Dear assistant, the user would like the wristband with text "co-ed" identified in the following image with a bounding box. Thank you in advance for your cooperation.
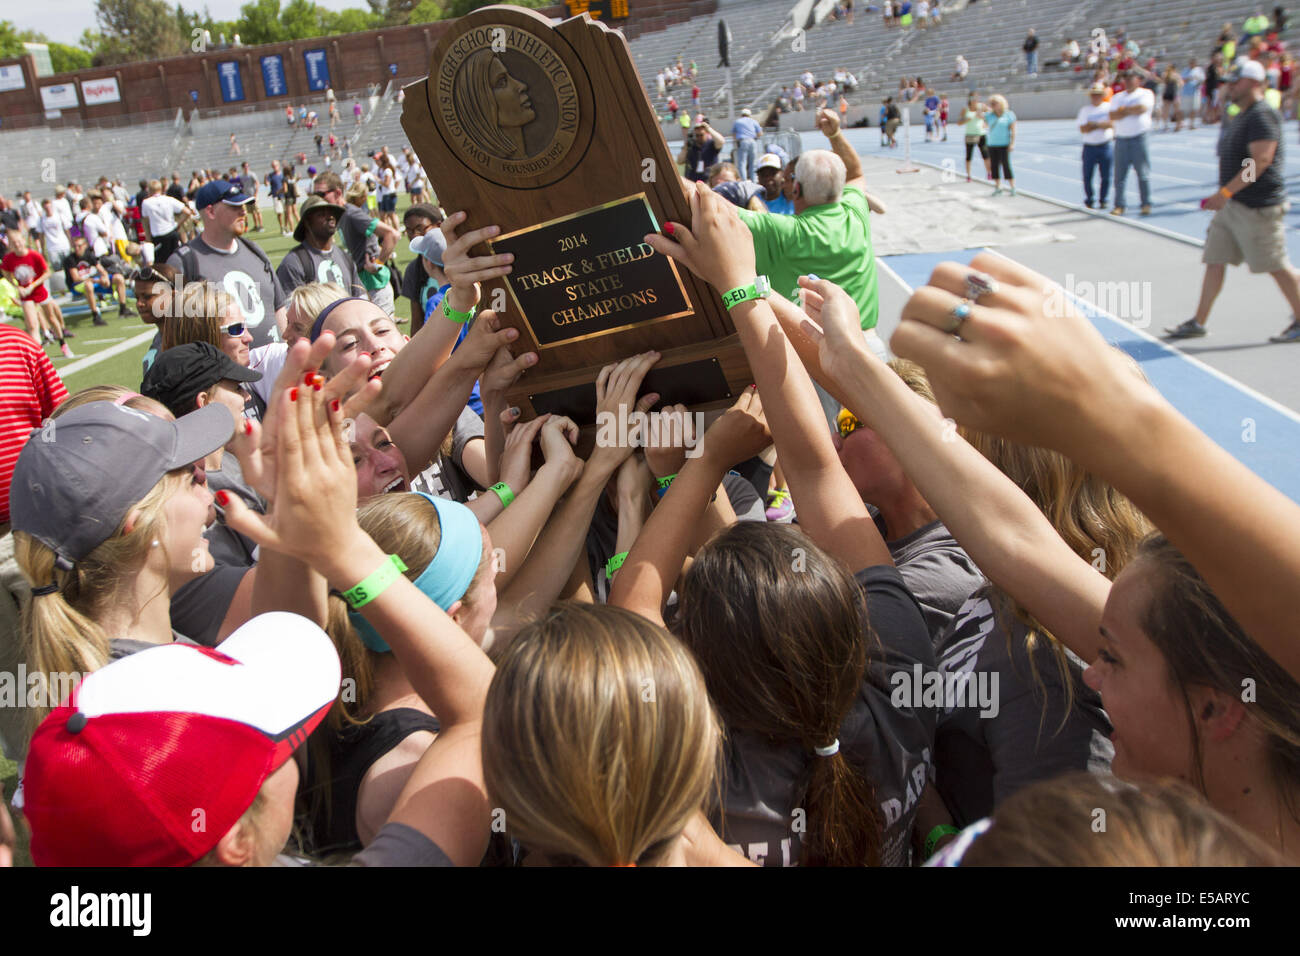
[606,551,629,580]
[490,482,515,509]
[343,554,409,610]
[655,473,678,498]
[720,276,772,311]
[442,299,476,324]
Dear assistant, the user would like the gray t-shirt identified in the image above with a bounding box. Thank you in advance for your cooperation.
[167,235,287,349]
[410,406,485,502]
[168,564,251,648]
[339,204,381,274]
[351,822,454,866]
[716,565,937,867]
[932,586,1114,827]
[108,633,198,661]
[275,242,365,298]
[207,452,263,513]
[884,518,986,648]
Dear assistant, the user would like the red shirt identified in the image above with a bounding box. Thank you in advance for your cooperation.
[0,324,68,523]
[2,249,50,303]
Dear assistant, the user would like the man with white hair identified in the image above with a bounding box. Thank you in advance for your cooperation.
[737,109,881,338]
[1166,58,1300,343]
[736,108,886,424]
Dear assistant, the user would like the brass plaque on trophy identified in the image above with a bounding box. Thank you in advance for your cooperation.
[401,3,751,421]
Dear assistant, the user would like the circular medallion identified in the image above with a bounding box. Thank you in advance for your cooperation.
[431,22,593,188]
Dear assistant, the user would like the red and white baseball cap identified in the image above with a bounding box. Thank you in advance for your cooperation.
[23,612,340,867]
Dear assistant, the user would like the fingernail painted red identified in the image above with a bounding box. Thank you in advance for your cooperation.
[244,421,253,435]
[331,399,341,412]
[663,222,675,236]
[215,490,230,506]
[289,388,299,401]
[304,372,315,385]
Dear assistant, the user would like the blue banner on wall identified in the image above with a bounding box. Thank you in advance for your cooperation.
[304,49,330,91]
[218,61,245,103]
[261,54,287,98]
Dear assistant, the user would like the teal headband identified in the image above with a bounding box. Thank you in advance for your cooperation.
[349,492,486,653]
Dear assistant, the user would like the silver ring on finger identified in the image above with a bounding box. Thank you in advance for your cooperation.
[965,270,999,302]
[945,299,973,336]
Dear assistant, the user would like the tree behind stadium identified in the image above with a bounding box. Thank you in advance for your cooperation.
[91,0,185,65]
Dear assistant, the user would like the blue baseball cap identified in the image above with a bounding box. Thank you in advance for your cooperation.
[195,180,253,210]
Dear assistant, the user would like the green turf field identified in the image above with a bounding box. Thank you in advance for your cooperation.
[4,196,417,397]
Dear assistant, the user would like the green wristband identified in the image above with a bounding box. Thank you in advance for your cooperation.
[606,551,629,579]
[925,824,961,859]
[654,473,677,498]
[442,299,476,323]
[490,482,515,509]
[342,554,409,610]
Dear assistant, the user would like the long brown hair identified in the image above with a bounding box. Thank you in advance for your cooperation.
[1134,534,1300,822]
[962,427,1151,727]
[483,603,719,866]
[676,521,883,866]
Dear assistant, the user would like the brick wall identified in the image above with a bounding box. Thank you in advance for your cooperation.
[0,0,717,130]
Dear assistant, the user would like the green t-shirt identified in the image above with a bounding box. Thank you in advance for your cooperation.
[736,185,879,330]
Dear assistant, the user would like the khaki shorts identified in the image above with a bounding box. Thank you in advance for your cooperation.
[273,198,285,214]
[1203,200,1291,273]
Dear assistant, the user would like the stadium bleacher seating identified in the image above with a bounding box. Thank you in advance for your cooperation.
[0,0,1278,200]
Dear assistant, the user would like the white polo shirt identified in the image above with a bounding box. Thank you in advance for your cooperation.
[1077,102,1114,145]
[1109,87,1154,138]
[142,194,189,239]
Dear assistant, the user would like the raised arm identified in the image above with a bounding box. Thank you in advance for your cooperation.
[386,311,527,475]
[773,278,1109,662]
[493,352,660,638]
[222,341,496,867]
[484,414,583,596]
[609,390,771,625]
[890,251,1300,683]
[646,182,892,571]
[816,108,865,189]
[364,211,516,427]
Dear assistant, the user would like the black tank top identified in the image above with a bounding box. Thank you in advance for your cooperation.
[306,707,441,855]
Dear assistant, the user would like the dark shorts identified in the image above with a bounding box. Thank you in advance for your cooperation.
[379,194,398,213]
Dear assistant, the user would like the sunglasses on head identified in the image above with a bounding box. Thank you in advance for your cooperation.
[223,323,245,337]
[836,409,863,440]
[129,266,162,282]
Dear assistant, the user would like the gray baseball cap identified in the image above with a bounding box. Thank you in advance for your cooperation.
[410,229,447,267]
[10,402,234,567]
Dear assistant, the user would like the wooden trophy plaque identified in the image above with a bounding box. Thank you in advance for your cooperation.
[400,3,751,424]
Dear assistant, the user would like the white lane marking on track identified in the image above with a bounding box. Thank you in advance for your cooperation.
[978,246,1300,424]
[56,329,157,377]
